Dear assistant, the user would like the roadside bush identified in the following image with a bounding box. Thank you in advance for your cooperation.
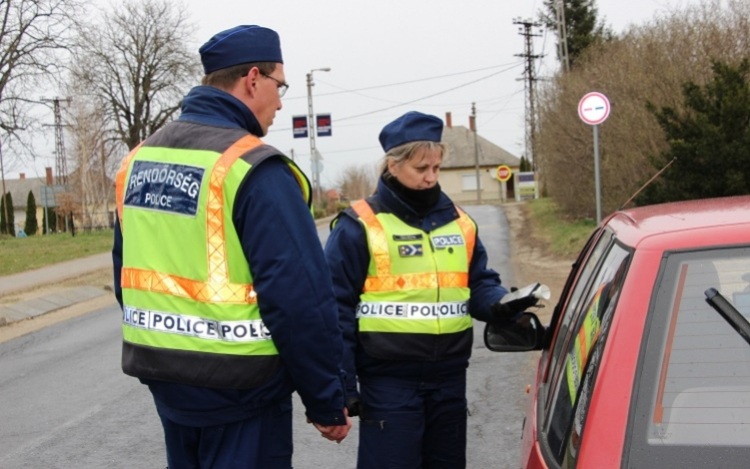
[42,207,57,234]
[0,192,15,236]
[25,190,38,235]
[335,202,349,213]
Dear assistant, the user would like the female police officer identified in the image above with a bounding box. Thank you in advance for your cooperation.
[324,111,537,468]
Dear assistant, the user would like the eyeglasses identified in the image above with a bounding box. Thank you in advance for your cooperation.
[261,73,289,98]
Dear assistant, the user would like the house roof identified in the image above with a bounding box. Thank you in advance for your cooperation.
[2,169,115,209]
[441,126,520,169]
[2,177,48,208]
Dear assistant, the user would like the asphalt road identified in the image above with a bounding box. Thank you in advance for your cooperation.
[0,204,539,468]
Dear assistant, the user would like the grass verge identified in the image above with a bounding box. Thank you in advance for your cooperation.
[525,198,597,259]
[0,230,113,276]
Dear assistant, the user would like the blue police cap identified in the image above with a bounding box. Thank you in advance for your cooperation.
[199,25,283,75]
[379,112,443,153]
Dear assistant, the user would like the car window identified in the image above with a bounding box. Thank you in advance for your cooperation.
[544,242,630,466]
[627,247,750,468]
[544,229,613,411]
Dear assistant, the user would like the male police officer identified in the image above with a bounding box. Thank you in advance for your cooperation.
[112,25,350,468]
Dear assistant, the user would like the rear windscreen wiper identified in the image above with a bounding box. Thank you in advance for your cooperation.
[704,288,750,347]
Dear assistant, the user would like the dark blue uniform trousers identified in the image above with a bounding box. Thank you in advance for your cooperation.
[357,377,467,469]
[158,397,293,469]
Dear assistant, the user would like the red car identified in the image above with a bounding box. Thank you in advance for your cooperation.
[486,196,750,469]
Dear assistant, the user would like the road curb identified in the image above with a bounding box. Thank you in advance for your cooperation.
[0,286,109,328]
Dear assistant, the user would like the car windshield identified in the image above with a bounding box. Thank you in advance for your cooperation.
[629,246,750,466]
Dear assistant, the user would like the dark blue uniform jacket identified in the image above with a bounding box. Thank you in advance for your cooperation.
[324,178,509,398]
[113,86,346,427]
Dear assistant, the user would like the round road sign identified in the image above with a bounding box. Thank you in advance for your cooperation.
[578,92,611,126]
[495,165,512,182]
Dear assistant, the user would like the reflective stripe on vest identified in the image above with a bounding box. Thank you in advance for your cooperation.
[116,135,263,304]
[351,199,476,292]
[351,199,474,339]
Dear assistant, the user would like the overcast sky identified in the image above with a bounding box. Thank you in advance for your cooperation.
[14,0,702,186]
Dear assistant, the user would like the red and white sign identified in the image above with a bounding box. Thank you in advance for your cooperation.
[578,92,611,126]
[495,165,512,182]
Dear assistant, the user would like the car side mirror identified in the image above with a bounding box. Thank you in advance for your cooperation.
[484,312,545,352]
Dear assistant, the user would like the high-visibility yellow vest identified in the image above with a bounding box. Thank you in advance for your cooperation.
[115,134,311,389]
[565,284,605,402]
[350,199,476,360]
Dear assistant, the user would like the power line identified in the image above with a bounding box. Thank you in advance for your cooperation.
[294,145,381,158]
[268,63,522,133]
[283,62,521,101]
[335,63,522,122]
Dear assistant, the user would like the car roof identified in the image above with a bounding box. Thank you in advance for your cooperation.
[605,195,750,249]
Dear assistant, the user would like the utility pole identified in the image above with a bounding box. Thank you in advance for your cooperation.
[289,148,295,162]
[306,68,330,205]
[42,96,71,233]
[555,0,571,72]
[42,97,71,185]
[514,19,544,172]
[0,143,8,235]
[101,140,108,224]
[470,102,481,204]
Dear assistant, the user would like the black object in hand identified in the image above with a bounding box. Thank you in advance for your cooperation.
[346,397,362,417]
[491,295,539,321]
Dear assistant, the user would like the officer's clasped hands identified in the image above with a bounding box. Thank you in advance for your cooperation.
[308,409,353,444]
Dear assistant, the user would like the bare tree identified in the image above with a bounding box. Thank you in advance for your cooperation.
[71,0,200,150]
[64,90,121,229]
[0,0,81,230]
[337,163,379,202]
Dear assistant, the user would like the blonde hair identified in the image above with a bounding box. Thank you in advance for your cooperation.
[380,141,447,177]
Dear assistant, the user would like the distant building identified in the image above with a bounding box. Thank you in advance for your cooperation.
[2,166,115,235]
[1,169,53,235]
[440,112,520,203]
[325,189,341,203]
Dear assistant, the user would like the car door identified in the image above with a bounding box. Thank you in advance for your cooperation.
[531,227,631,468]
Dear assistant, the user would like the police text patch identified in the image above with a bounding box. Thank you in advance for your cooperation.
[398,244,423,257]
[123,306,271,343]
[356,301,469,319]
[431,234,465,249]
[124,161,205,216]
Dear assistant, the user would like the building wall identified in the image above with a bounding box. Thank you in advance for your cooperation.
[12,203,114,235]
[440,167,516,203]
[13,206,56,235]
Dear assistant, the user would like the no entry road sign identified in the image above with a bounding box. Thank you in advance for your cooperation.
[578,92,611,126]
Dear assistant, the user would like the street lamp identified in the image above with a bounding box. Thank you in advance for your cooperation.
[306,67,330,205]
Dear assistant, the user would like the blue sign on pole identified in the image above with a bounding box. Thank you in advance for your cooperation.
[292,116,308,138]
[316,114,332,137]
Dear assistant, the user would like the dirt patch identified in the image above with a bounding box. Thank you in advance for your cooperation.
[504,203,574,323]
